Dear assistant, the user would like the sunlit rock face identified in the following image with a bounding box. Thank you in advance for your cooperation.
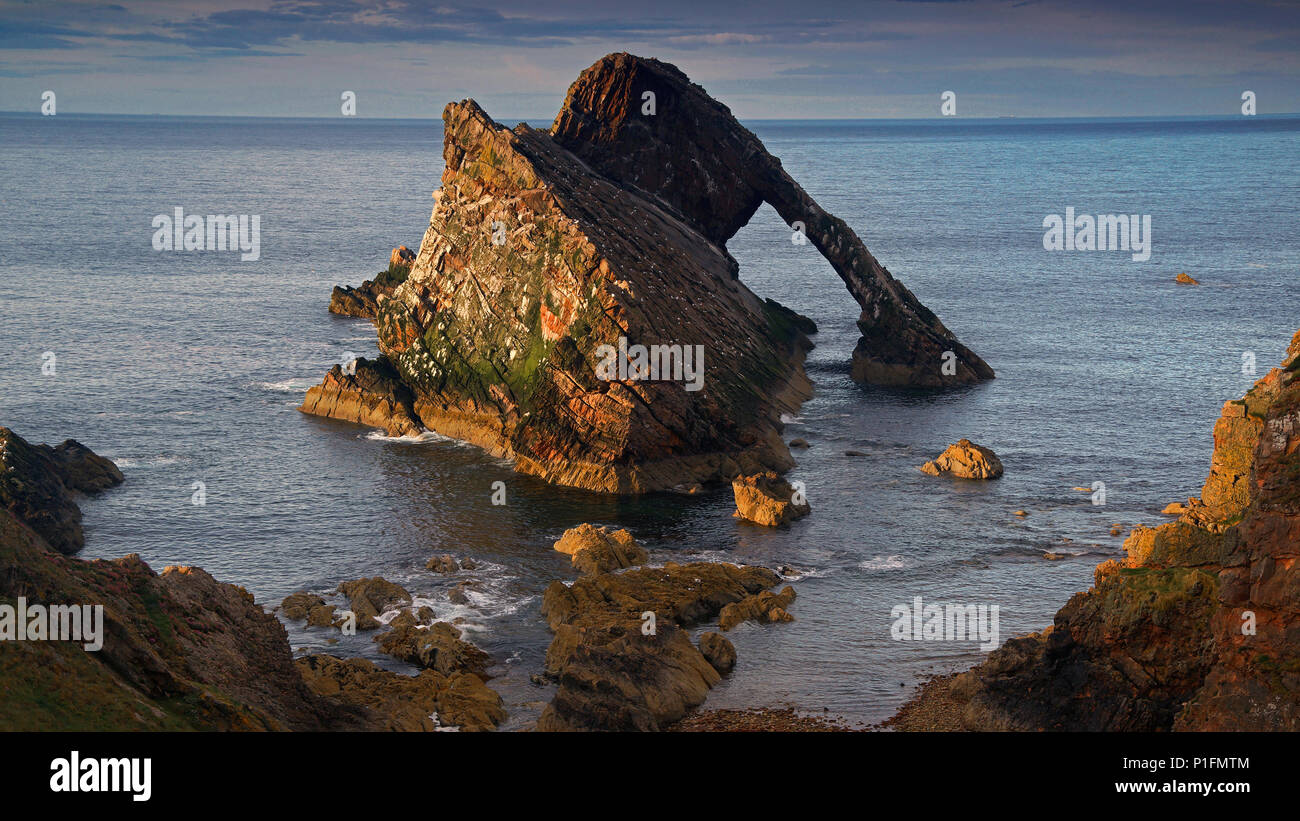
[948,330,1300,731]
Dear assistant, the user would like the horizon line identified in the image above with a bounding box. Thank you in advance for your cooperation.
[4,110,1299,122]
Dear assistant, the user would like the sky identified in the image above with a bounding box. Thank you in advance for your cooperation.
[1,0,1298,119]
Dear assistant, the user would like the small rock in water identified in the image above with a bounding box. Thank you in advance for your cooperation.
[698,632,737,675]
[448,580,477,605]
[1013,510,1029,517]
[920,439,1003,480]
[731,472,811,527]
[1175,272,1200,285]
[789,438,810,449]
[553,523,648,574]
[426,554,460,573]
[845,450,866,457]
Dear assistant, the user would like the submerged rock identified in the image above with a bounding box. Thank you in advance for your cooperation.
[731,471,810,527]
[920,439,1004,480]
[553,523,648,574]
[426,554,460,573]
[0,427,123,555]
[375,611,491,678]
[930,329,1300,731]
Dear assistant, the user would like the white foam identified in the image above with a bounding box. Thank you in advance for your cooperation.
[859,555,915,572]
[363,429,444,444]
[258,377,318,393]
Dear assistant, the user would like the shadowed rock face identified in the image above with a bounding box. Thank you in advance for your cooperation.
[309,52,989,493]
[0,427,123,555]
[944,330,1300,731]
[550,53,994,387]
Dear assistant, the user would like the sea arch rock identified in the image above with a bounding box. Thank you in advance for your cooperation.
[550,53,994,387]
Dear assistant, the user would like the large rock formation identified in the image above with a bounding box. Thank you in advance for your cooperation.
[328,251,413,318]
[925,330,1300,731]
[550,53,993,388]
[304,53,989,493]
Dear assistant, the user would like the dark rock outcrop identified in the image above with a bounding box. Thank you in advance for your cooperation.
[305,53,988,493]
[0,427,123,555]
[550,52,992,388]
[328,251,413,318]
[928,330,1300,731]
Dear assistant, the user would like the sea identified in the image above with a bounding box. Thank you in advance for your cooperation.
[2,111,1296,729]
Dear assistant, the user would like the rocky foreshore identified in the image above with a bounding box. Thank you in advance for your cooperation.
[301,52,990,494]
[891,329,1300,731]
[0,427,504,731]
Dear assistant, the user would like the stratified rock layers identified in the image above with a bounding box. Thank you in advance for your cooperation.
[302,53,989,494]
[374,93,810,493]
[945,330,1300,731]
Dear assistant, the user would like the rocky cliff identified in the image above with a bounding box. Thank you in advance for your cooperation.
[925,330,1300,730]
[0,429,501,731]
[304,53,990,493]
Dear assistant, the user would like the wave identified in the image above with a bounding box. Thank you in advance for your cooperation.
[362,430,447,444]
[257,377,317,393]
[858,555,915,572]
[102,454,183,469]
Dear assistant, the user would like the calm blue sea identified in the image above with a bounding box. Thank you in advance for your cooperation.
[1,112,1296,728]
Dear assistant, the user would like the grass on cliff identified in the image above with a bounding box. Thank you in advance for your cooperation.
[374,262,411,288]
